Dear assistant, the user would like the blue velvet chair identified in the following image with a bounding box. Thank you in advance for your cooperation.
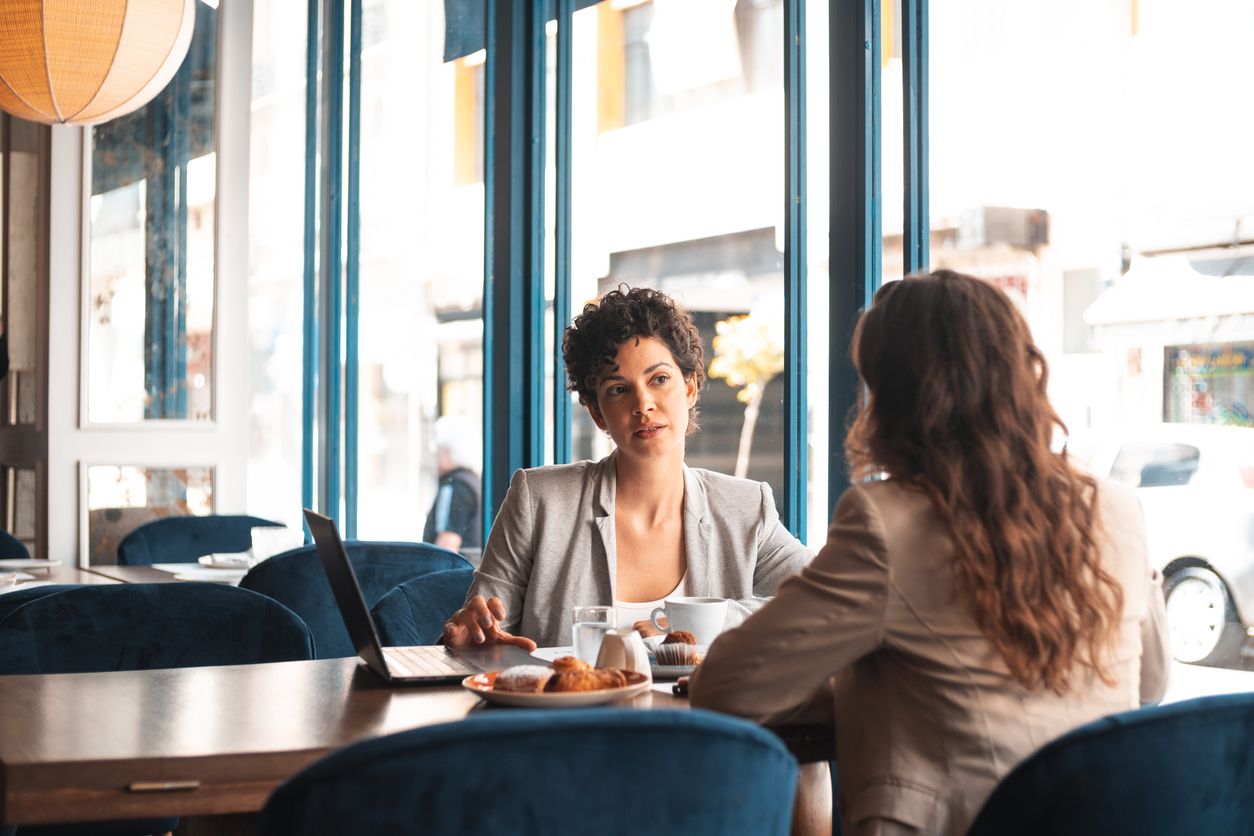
[240,541,470,659]
[369,567,474,646]
[258,709,799,836]
[115,514,283,565]
[0,583,313,836]
[0,528,28,558]
[967,693,1254,836]
[0,583,68,625]
[0,582,313,673]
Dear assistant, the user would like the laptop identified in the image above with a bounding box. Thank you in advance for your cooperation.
[303,508,536,683]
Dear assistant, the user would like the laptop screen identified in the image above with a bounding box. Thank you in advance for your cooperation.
[302,509,393,679]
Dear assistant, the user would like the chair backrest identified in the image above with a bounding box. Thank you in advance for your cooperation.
[967,693,1254,836]
[115,514,283,565]
[0,583,70,625]
[239,541,470,659]
[369,567,474,646]
[259,708,798,836]
[0,528,29,559]
[0,583,313,674]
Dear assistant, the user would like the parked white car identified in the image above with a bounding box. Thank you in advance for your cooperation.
[1075,424,1254,667]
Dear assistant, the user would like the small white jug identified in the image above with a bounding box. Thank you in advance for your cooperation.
[595,629,653,682]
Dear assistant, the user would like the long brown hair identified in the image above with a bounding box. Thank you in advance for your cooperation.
[845,270,1123,693]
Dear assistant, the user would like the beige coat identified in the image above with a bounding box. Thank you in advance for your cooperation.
[467,451,813,647]
[690,478,1169,836]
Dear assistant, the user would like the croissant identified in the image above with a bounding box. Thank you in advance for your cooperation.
[544,668,628,692]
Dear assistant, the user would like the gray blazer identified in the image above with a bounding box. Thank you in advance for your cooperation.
[466,452,813,647]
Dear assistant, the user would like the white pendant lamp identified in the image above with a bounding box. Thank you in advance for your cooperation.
[0,0,195,126]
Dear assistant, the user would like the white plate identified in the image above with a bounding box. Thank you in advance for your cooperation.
[463,670,652,707]
[0,570,34,588]
[0,580,56,595]
[198,553,253,569]
[171,567,248,584]
[530,646,575,663]
[0,558,61,571]
[650,662,698,679]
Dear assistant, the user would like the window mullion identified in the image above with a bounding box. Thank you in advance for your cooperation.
[553,0,574,466]
[300,0,321,526]
[484,0,548,524]
[344,0,362,538]
[902,0,929,275]
[784,0,808,539]
[317,0,346,525]
[829,0,882,508]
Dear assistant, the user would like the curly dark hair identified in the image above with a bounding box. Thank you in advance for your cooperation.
[562,285,706,432]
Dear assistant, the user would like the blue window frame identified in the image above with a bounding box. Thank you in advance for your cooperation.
[299,0,927,535]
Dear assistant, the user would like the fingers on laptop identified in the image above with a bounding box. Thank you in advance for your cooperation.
[491,628,537,652]
[443,597,538,651]
[446,596,513,645]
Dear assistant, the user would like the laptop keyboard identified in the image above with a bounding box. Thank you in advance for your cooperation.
[384,646,474,678]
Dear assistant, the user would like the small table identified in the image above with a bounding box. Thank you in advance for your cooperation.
[1,564,121,592]
[84,564,185,584]
[0,658,673,830]
[0,657,832,833]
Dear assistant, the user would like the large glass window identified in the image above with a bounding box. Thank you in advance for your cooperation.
[250,2,487,545]
[355,3,485,544]
[248,0,309,530]
[804,0,831,544]
[563,0,789,511]
[87,2,217,423]
[929,0,1254,681]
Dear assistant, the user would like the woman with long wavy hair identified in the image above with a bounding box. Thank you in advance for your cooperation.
[691,270,1169,836]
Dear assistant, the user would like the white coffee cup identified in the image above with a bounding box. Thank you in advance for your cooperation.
[649,597,729,645]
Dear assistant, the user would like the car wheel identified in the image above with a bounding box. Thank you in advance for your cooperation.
[1163,566,1245,666]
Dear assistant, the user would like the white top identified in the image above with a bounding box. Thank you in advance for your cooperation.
[613,572,687,631]
[467,453,813,646]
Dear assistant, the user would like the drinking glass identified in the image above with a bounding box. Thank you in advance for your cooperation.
[572,605,616,664]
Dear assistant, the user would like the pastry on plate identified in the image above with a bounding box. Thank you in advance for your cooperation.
[544,668,628,693]
[663,630,698,646]
[494,664,554,692]
[551,655,592,673]
[654,641,702,667]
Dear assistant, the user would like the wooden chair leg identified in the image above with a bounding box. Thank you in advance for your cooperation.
[791,760,834,836]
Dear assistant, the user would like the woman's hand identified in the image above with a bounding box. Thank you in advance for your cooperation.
[631,618,665,638]
[443,595,537,651]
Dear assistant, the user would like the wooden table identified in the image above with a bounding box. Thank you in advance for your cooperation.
[0,656,834,832]
[1,564,121,592]
[0,657,695,830]
[83,564,184,584]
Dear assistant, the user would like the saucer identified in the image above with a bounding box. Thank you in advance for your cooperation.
[170,566,248,584]
[198,553,253,569]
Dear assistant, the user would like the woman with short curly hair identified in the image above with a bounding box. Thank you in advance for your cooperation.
[443,285,810,650]
[561,285,707,433]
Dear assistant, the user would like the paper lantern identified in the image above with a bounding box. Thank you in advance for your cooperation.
[0,0,195,126]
